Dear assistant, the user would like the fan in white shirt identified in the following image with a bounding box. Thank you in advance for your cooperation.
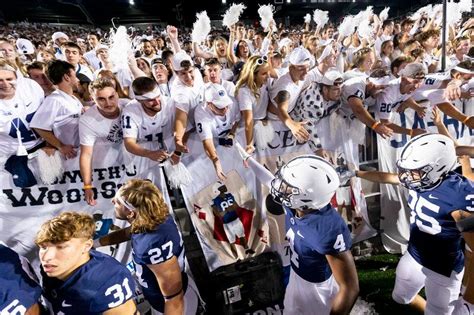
[234,55,272,154]
[30,60,83,159]
[195,83,240,181]
[170,51,205,154]
[79,79,128,206]
[374,63,428,138]
[0,60,44,157]
[269,47,314,143]
[63,42,94,82]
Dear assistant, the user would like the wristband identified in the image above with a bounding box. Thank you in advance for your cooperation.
[211,156,219,163]
[371,121,381,130]
[462,116,470,124]
[173,151,182,157]
[164,287,183,300]
[83,185,94,190]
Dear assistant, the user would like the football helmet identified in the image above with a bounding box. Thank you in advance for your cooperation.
[397,133,457,191]
[270,155,340,210]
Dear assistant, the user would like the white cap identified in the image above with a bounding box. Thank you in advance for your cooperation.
[278,38,292,50]
[288,46,313,66]
[95,44,108,52]
[321,68,343,85]
[205,83,233,109]
[52,32,69,42]
[399,62,428,79]
[16,38,35,55]
[171,51,193,72]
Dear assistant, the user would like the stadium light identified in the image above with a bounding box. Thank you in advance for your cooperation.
[129,0,135,5]
[222,0,226,3]
[286,0,291,3]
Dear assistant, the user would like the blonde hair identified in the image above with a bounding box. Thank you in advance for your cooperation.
[35,212,95,245]
[351,47,373,70]
[235,55,268,100]
[120,179,169,234]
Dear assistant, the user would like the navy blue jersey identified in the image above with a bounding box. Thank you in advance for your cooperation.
[42,250,135,315]
[212,193,238,223]
[407,173,474,277]
[0,244,42,315]
[284,204,352,283]
[131,216,187,313]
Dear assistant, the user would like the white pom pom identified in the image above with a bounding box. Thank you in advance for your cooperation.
[350,298,377,315]
[191,11,211,44]
[313,9,329,28]
[258,4,275,31]
[254,121,275,150]
[162,160,193,189]
[338,15,355,40]
[379,7,390,22]
[459,0,472,13]
[37,149,64,185]
[222,3,247,29]
[304,13,311,24]
[447,2,463,27]
[411,4,432,20]
[357,19,373,40]
[108,26,132,70]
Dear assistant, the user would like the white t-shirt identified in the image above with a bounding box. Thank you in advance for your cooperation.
[171,76,205,127]
[79,99,129,146]
[0,78,44,156]
[375,78,412,120]
[268,71,307,119]
[412,71,450,106]
[235,80,271,120]
[30,89,83,147]
[84,50,101,71]
[194,103,240,141]
[121,97,175,150]
[75,63,94,81]
[340,76,367,118]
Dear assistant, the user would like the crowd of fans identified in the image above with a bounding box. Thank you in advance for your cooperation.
[1,4,474,314]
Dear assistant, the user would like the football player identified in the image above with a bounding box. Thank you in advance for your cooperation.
[95,179,199,314]
[36,212,137,315]
[235,145,359,314]
[0,243,42,315]
[352,133,474,314]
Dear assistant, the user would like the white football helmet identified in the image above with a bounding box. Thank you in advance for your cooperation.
[270,155,340,210]
[397,133,457,191]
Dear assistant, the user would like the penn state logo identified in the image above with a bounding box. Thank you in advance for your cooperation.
[218,90,225,97]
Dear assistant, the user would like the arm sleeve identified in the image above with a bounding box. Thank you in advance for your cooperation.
[121,108,140,139]
[316,215,352,255]
[29,98,58,131]
[79,115,96,146]
[236,88,254,112]
[376,91,394,120]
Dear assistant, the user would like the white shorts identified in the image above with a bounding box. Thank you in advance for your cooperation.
[284,269,339,315]
[150,276,200,315]
[223,219,245,244]
[392,251,464,315]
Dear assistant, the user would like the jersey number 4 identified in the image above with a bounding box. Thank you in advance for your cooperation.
[408,190,441,235]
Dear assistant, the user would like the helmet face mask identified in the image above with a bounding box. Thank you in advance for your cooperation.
[397,164,438,191]
[270,173,301,208]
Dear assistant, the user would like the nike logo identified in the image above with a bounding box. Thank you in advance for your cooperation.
[428,194,439,200]
[62,301,72,307]
[297,230,304,238]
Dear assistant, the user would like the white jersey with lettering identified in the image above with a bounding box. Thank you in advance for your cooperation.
[0,78,44,156]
